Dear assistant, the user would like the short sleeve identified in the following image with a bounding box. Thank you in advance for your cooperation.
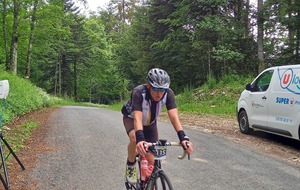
[131,87,143,112]
[165,89,177,110]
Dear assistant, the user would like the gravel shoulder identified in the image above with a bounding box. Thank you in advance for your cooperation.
[159,112,300,166]
[2,107,300,189]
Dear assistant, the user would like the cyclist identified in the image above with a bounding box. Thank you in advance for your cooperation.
[122,68,193,184]
[122,68,193,183]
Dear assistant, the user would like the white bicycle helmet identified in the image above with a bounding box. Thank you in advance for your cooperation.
[147,68,170,88]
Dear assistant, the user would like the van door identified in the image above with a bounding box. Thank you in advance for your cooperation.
[267,67,300,138]
[248,70,274,128]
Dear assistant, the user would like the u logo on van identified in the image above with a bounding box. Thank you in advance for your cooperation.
[279,68,300,94]
[282,74,291,85]
[280,69,293,89]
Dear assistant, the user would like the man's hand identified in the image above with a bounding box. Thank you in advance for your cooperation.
[136,141,148,157]
[181,140,193,154]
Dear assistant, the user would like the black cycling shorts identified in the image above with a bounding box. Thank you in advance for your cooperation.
[123,116,158,143]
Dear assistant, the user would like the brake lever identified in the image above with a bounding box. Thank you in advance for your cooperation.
[186,142,190,160]
[143,142,149,152]
[178,150,187,160]
[178,142,191,160]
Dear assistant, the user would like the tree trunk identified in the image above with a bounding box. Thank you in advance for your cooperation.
[122,0,125,23]
[74,56,77,101]
[294,0,300,59]
[61,54,70,98]
[55,62,58,96]
[59,57,62,97]
[296,12,300,59]
[257,0,264,73]
[10,0,19,74]
[26,0,38,79]
[2,0,10,70]
[208,48,211,76]
[89,79,92,103]
[244,0,250,38]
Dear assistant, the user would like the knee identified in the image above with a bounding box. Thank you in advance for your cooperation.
[128,130,136,144]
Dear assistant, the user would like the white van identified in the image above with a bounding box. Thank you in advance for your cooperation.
[237,64,300,140]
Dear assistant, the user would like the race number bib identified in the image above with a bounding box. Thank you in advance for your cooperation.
[153,146,167,160]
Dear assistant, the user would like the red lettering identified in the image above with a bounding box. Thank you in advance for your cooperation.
[283,74,291,84]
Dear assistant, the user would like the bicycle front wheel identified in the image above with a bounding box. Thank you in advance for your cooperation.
[148,171,173,190]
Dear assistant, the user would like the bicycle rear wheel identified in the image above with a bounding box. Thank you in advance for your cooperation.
[148,171,173,190]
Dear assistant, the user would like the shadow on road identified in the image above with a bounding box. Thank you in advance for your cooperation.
[249,130,300,150]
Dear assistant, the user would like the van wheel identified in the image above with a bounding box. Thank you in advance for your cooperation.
[238,110,251,134]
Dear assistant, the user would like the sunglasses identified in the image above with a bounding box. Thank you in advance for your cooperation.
[152,87,167,92]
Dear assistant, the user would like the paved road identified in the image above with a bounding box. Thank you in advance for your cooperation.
[31,106,300,190]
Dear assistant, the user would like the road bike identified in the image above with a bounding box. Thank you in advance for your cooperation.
[125,139,190,190]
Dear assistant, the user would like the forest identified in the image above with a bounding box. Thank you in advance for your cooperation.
[0,0,299,104]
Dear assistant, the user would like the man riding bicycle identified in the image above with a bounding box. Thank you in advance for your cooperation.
[122,68,193,184]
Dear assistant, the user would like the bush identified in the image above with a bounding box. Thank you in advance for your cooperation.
[0,70,55,125]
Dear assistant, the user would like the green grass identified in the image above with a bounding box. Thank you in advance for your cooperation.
[8,121,38,152]
[0,71,58,123]
[108,74,253,117]
[107,101,123,111]
[175,75,252,116]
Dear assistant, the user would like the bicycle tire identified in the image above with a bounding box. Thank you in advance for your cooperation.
[148,171,173,190]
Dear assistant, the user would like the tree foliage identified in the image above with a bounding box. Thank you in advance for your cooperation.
[0,0,299,103]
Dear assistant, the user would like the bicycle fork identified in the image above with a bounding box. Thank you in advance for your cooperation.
[144,167,161,190]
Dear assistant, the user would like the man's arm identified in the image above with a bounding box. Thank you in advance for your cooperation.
[133,110,143,131]
[167,108,183,132]
[133,110,148,156]
[167,108,193,154]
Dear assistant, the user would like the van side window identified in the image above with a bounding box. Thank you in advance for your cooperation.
[253,70,274,92]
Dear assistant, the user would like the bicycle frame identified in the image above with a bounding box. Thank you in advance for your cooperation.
[125,139,189,190]
[143,159,163,189]
[125,155,165,190]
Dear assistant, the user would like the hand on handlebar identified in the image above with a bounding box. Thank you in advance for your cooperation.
[136,141,148,157]
[181,140,193,155]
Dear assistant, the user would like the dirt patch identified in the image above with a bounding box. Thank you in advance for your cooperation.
[0,107,57,190]
[159,112,300,166]
[1,107,300,190]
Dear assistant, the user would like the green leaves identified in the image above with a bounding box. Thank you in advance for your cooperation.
[0,0,299,104]
[0,70,50,125]
[212,45,244,62]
